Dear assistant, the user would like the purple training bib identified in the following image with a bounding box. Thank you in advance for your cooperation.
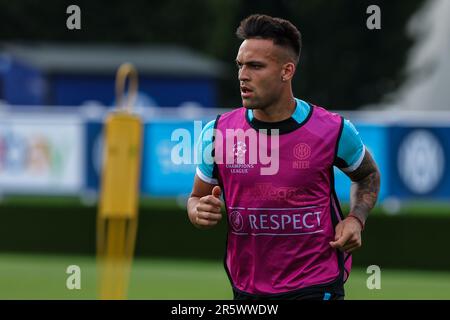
[213,104,351,295]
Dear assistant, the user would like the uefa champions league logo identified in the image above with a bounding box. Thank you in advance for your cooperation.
[229,210,244,232]
[233,141,247,162]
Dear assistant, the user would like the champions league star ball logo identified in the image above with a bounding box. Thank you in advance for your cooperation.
[229,210,244,232]
[233,141,247,161]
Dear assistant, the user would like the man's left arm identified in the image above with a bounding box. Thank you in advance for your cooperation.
[346,149,381,228]
[330,139,381,253]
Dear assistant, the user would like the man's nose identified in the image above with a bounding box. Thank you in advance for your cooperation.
[238,66,250,82]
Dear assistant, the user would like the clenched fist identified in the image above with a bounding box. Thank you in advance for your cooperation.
[192,186,223,229]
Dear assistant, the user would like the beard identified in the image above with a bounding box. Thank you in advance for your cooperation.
[242,95,261,109]
[242,94,276,110]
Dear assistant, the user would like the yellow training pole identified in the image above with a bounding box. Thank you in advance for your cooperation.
[97,63,142,300]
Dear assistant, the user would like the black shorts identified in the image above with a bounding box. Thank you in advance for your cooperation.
[232,281,345,301]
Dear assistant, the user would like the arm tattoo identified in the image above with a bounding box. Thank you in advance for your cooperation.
[345,150,381,224]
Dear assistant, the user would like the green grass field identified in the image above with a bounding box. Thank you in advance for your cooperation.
[0,253,449,300]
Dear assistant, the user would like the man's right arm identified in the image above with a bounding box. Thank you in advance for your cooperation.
[187,119,223,229]
[187,175,223,229]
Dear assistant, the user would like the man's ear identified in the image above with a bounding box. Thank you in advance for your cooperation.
[282,62,296,81]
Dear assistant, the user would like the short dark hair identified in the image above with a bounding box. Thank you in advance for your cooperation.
[236,14,302,64]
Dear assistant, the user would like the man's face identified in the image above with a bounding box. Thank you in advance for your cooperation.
[236,38,287,110]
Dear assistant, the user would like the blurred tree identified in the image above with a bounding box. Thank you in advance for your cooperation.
[0,0,426,109]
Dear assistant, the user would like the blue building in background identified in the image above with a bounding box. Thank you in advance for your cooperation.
[0,43,224,107]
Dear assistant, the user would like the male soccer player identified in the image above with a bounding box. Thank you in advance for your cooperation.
[187,14,380,300]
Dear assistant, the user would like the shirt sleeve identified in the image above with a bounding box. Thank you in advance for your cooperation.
[195,119,218,184]
[335,119,365,173]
